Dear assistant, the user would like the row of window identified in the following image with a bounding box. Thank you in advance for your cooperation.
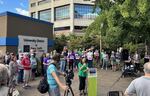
[54,26,87,31]
[74,4,100,19]
[31,0,51,7]
[31,4,100,21]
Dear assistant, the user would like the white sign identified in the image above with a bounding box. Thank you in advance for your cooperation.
[18,35,48,55]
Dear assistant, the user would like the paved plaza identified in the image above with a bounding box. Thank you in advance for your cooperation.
[17,69,134,96]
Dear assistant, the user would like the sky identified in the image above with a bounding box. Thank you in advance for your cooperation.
[0,0,29,16]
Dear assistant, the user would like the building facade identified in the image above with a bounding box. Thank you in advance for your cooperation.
[0,12,54,54]
[29,0,99,35]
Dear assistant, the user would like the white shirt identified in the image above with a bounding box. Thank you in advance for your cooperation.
[86,52,93,60]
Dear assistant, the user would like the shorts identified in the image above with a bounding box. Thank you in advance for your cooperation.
[116,59,120,64]
[24,70,31,82]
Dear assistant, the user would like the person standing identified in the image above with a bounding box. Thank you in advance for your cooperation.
[30,54,37,80]
[21,53,31,88]
[133,51,141,73]
[75,50,81,70]
[110,51,116,71]
[101,52,109,70]
[86,49,93,68]
[100,50,104,67]
[116,49,121,70]
[9,55,18,86]
[43,53,51,77]
[60,55,66,72]
[67,50,76,70]
[124,62,150,96]
[4,52,11,65]
[94,50,100,67]
[17,54,24,83]
[47,54,68,96]
[40,53,46,76]
[78,58,88,95]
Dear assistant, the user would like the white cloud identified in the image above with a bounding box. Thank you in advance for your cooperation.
[0,0,4,5]
[15,8,29,16]
[20,2,25,7]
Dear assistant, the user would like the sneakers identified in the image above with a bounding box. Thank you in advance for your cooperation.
[23,84,31,88]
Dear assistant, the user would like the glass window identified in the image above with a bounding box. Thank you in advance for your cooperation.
[74,26,87,30]
[55,5,70,20]
[54,26,70,31]
[38,0,51,5]
[31,3,36,7]
[31,12,36,18]
[38,9,51,22]
[74,4,100,19]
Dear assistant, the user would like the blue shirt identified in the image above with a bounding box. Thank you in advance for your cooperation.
[47,64,59,88]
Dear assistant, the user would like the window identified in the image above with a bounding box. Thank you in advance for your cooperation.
[31,12,36,18]
[31,3,36,7]
[54,26,70,31]
[74,26,87,30]
[38,9,51,22]
[74,4,100,19]
[38,0,51,5]
[55,5,70,20]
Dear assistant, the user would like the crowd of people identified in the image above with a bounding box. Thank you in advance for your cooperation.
[0,47,150,96]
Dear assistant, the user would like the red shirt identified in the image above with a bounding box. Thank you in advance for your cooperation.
[21,57,31,70]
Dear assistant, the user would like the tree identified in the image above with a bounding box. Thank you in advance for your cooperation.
[53,35,68,53]
[86,0,150,51]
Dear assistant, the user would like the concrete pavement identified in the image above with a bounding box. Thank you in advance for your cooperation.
[17,69,134,96]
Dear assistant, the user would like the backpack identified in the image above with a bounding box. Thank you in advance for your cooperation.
[37,77,49,94]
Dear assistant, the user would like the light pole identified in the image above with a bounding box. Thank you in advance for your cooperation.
[100,23,103,53]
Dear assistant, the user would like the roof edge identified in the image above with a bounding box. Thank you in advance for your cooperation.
[0,11,53,26]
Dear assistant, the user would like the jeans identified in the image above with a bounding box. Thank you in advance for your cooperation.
[60,60,66,72]
[74,59,80,69]
[44,65,48,77]
[18,69,24,83]
[102,59,108,70]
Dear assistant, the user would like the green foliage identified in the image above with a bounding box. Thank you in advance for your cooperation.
[67,34,82,50]
[53,35,68,52]
[86,0,150,50]
[123,43,138,53]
